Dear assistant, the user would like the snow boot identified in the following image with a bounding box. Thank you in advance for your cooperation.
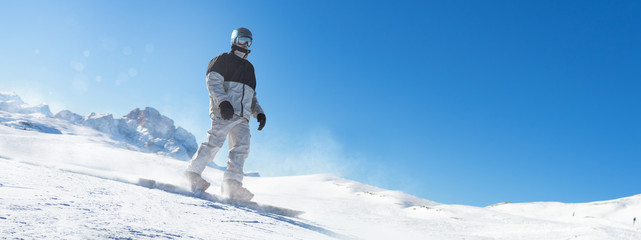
[221,179,254,201]
[184,171,211,193]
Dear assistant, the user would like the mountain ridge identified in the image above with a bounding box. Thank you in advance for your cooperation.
[0,91,197,160]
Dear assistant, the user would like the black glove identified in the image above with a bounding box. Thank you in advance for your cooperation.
[257,113,266,131]
[219,101,234,120]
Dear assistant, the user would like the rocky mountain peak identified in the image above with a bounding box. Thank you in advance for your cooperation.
[0,92,197,160]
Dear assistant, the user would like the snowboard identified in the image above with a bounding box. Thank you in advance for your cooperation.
[137,178,304,217]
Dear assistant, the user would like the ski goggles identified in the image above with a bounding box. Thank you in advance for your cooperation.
[236,37,252,47]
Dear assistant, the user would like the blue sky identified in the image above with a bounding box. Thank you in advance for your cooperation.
[1,0,639,206]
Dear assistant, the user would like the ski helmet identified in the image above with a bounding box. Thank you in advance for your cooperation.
[231,27,253,47]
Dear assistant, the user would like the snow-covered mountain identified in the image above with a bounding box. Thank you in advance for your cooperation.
[1,92,640,239]
[0,92,197,160]
[0,92,53,117]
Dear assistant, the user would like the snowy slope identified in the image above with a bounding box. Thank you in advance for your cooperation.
[1,110,641,239]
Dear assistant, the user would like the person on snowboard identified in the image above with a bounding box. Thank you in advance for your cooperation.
[184,27,266,201]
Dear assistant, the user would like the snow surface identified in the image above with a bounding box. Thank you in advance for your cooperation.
[1,98,641,239]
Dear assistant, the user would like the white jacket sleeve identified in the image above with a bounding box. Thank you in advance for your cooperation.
[206,71,229,106]
[251,93,264,119]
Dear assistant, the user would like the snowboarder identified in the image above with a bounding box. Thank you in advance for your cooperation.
[184,27,266,201]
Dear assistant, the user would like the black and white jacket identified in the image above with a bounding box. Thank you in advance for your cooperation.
[206,46,264,120]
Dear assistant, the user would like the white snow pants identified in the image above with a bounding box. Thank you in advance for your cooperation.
[186,116,251,183]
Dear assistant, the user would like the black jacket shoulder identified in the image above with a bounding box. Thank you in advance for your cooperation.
[206,52,256,90]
